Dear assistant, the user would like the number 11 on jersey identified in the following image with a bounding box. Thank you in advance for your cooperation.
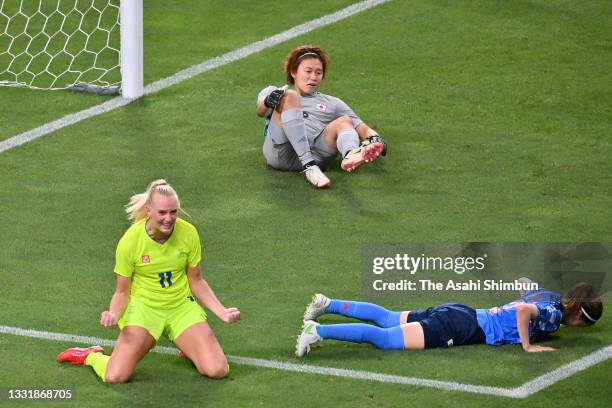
[158,272,173,288]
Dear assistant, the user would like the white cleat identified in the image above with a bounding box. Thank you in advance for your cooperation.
[303,293,331,321]
[296,320,321,357]
[302,164,331,189]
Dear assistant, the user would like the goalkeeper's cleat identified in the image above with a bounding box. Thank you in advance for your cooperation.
[341,141,385,172]
[302,164,331,189]
[56,346,104,365]
[296,320,321,357]
[303,293,331,321]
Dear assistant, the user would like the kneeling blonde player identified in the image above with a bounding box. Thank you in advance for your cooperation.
[296,282,602,356]
[256,45,388,189]
[57,180,240,382]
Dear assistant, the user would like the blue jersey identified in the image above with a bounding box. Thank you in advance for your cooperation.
[476,289,563,346]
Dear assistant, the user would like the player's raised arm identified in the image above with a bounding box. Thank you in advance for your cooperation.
[186,263,240,324]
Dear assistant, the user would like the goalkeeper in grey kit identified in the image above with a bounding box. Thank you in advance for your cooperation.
[256,45,387,188]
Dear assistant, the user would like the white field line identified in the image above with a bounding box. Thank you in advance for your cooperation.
[512,345,612,398]
[1,325,610,399]
[0,0,390,154]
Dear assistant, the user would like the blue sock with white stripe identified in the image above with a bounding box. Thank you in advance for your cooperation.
[316,324,404,350]
[326,300,402,327]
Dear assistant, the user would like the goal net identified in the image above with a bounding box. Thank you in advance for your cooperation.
[0,0,124,93]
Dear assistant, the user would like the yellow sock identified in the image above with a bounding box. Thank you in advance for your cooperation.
[85,352,110,382]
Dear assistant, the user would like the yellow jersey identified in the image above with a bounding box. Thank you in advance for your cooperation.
[114,218,201,309]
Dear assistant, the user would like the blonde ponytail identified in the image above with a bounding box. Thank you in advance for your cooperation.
[125,179,182,222]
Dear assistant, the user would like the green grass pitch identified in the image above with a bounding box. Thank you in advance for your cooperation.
[0,1,611,407]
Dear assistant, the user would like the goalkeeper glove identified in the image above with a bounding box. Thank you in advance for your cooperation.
[367,135,388,156]
[264,88,285,109]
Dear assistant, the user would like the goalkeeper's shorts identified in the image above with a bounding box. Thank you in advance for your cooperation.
[407,303,486,349]
[119,296,207,342]
[263,120,336,171]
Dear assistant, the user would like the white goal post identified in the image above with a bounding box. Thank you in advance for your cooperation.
[119,0,142,98]
[0,0,143,98]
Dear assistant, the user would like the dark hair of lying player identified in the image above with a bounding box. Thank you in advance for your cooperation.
[561,282,603,326]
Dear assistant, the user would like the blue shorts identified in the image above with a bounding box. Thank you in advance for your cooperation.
[407,303,485,349]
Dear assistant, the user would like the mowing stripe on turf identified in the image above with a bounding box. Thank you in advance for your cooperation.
[0,0,390,154]
[1,325,610,398]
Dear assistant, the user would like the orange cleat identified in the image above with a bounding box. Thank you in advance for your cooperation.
[56,346,104,365]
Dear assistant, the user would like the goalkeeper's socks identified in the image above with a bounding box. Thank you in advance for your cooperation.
[85,352,110,382]
[281,109,315,166]
[317,324,404,350]
[326,299,402,328]
[336,128,360,158]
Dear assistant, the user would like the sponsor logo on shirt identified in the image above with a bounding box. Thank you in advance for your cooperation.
[142,255,150,264]
[316,104,327,111]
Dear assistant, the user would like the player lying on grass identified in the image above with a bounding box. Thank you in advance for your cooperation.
[256,44,388,189]
[296,282,602,356]
[57,179,240,382]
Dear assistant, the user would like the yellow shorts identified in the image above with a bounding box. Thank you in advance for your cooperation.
[118,296,207,342]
